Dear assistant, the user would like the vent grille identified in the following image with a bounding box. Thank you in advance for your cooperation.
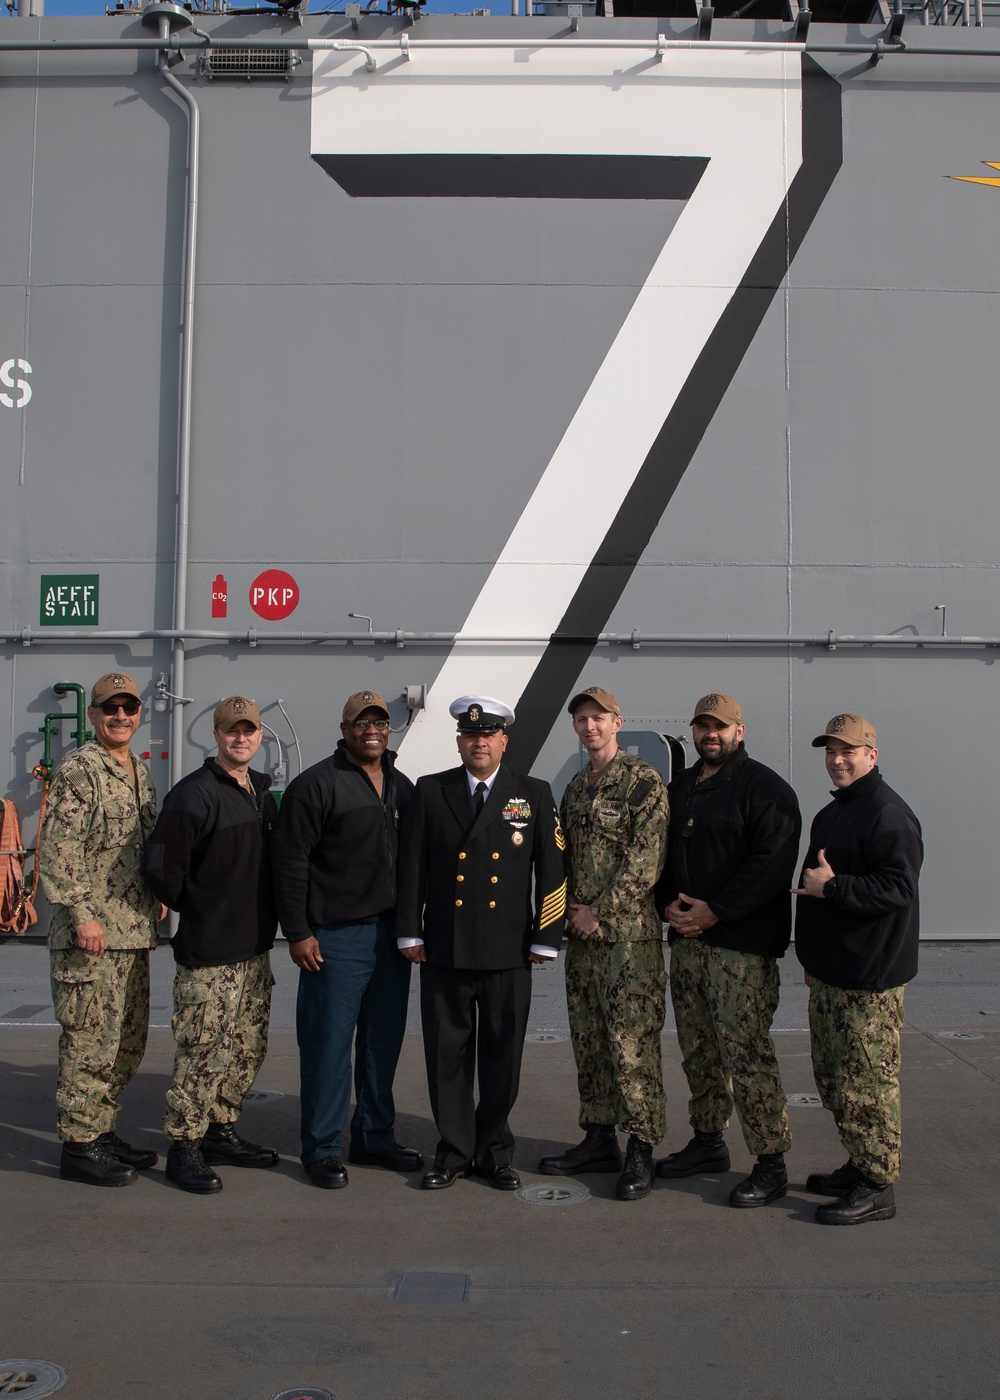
[202,47,291,79]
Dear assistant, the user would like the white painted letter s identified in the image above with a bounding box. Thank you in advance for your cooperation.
[1,358,32,408]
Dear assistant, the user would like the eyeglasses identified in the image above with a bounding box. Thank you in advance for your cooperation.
[99,699,140,716]
[348,718,389,732]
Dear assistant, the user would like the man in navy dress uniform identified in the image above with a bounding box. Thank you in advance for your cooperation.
[396,695,567,1191]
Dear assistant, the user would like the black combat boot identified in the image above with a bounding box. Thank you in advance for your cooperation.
[166,1141,224,1194]
[729,1152,788,1208]
[815,1177,896,1226]
[614,1135,654,1201]
[98,1131,158,1171]
[806,1160,863,1197]
[60,1139,138,1187]
[538,1127,622,1176]
[655,1130,730,1179]
[201,1122,279,1168]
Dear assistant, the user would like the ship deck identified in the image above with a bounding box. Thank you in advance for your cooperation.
[2,940,998,1400]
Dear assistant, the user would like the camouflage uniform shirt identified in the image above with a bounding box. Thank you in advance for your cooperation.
[40,740,159,950]
[560,750,669,943]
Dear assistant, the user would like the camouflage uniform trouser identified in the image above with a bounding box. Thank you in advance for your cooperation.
[164,952,274,1141]
[670,938,790,1156]
[808,978,904,1186]
[564,935,666,1145]
[50,945,150,1143]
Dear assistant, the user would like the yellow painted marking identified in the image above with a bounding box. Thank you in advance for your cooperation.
[951,161,1000,187]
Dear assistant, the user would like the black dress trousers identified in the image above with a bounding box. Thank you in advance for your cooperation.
[419,960,532,1172]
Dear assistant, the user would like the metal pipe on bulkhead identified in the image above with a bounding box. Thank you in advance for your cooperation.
[154,10,201,792]
[4,628,1000,649]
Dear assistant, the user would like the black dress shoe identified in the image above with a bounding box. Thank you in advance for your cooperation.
[348,1144,424,1172]
[615,1136,654,1201]
[421,1163,468,1190]
[806,1160,863,1196]
[729,1154,788,1208]
[165,1141,223,1195]
[98,1131,158,1171]
[304,1157,349,1189]
[474,1163,521,1191]
[655,1130,730,1179]
[815,1179,896,1226]
[60,1140,138,1188]
[201,1122,279,1168]
[538,1127,622,1176]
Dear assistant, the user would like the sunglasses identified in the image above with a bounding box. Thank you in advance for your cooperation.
[348,718,389,732]
[99,699,141,716]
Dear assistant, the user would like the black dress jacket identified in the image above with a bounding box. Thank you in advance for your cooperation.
[396,763,567,970]
[795,767,922,991]
[655,743,802,959]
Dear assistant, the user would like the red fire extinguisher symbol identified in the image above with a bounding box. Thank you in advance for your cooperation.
[211,573,228,619]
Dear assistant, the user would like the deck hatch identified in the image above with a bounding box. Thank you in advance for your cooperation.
[0,1005,47,1022]
[394,1272,470,1304]
[201,47,292,80]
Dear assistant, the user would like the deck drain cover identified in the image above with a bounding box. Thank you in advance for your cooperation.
[525,1030,568,1044]
[517,1181,590,1205]
[394,1272,469,1304]
[786,1093,822,1107]
[0,1360,68,1398]
[242,1089,284,1103]
[270,1390,335,1400]
[937,1031,983,1040]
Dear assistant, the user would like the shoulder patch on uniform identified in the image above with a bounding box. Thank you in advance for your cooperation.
[628,776,655,808]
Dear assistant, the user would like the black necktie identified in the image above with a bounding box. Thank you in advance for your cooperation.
[473,781,487,815]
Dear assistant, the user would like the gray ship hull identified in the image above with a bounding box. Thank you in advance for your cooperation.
[2,13,999,935]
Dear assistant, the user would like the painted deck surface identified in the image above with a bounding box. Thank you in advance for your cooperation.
[1,940,997,1400]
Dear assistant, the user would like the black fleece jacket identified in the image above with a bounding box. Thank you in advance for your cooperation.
[655,744,802,958]
[794,767,922,990]
[142,758,278,968]
[270,742,414,941]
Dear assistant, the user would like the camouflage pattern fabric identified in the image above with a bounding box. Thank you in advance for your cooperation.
[164,953,275,1141]
[808,978,904,1185]
[670,937,790,1155]
[39,740,159,951]
[50,945,150,1142]
[564,934,667,1144]
[560,751,669,944]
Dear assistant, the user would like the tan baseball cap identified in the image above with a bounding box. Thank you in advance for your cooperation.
[343,690,390,724]
[811,712,876,749]
[91,671,142,706]
[691,693,743,727]
[567,686,621,718]
[214,695,262,732]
